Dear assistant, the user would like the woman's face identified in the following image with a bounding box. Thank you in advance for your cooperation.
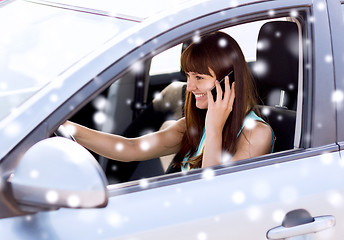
[186,68,217,109]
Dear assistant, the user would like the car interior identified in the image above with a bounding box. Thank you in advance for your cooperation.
[69,17,301,184]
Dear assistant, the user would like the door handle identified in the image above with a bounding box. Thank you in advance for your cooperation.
[267,215,335,239]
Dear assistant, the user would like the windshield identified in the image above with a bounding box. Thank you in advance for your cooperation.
[0,0,136,121]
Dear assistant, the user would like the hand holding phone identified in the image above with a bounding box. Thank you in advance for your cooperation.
[211,70,235,101]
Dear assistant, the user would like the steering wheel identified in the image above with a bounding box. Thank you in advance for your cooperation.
[54,125,76,142]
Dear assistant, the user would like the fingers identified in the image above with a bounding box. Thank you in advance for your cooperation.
[215,80,222,102]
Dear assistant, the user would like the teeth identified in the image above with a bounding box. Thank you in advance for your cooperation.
[195,93,205,98]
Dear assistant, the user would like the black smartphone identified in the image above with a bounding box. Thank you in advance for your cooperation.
[211,70,235,101]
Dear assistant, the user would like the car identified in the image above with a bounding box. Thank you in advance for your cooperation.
[1,0,344,239]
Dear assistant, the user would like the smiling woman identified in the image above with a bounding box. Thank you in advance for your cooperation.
[64,31,274,173]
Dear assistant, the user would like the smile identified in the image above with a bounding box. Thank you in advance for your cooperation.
[194,93,206,99]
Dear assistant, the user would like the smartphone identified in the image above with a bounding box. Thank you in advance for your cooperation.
[211,70,235,101]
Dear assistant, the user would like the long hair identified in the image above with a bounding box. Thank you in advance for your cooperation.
[174,31,259,169]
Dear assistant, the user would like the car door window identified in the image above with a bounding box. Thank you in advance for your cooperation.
[83,15,303,184]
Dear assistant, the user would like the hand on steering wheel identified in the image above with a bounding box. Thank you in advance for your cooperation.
[54,125,76,142]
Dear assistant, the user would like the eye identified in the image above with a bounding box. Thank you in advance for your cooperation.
[196,75,203,80]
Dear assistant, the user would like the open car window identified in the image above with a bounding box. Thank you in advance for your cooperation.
[65,14,303,185]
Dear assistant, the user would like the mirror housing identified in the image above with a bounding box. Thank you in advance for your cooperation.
[8,137,108,212]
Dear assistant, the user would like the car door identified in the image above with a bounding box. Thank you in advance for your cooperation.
[99,0,342,239]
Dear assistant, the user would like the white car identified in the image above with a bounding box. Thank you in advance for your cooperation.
[1,0,344,239]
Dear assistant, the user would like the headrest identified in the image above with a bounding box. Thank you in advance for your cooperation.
[254,21,299,108]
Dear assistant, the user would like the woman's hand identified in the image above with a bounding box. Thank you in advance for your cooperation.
[205,76,236,135]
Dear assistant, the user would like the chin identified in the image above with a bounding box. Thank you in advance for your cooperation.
[195,102,208,109]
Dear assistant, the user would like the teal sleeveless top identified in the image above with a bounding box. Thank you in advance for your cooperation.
[181,111,275,171]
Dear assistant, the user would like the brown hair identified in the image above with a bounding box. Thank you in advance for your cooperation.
[174,31,259,169]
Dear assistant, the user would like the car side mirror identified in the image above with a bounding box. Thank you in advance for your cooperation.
[8,137,108,212]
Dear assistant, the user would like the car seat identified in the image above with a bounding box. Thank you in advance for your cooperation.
[252,21,299,152]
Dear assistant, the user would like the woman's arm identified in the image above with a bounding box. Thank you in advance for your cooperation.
[63,118,186,162]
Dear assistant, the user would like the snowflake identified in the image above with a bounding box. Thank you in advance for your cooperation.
[93,111,107,125]
[30,169,39,179]
[197,232,208,240]
[45,190,59,204]
[67,194,80,208]
[201,168,215,180]
[218,38,227,48]
[232,191,246,204]
[139,178,149,189]
[93,96,108,110]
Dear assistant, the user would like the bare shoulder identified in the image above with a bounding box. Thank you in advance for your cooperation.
[240,121,272,145]
[234,121,273,160]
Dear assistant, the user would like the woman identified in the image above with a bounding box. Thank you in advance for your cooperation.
[64,31,274,171]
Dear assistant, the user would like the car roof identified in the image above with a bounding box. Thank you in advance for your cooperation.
[25,0,208,21]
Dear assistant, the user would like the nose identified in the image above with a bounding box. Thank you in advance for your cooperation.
[186,77,197,92]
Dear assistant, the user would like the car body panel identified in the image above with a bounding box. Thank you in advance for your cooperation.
[0,146,343,239]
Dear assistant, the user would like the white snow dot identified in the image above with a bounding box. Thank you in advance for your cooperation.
[131,61,144,73]
[273,209,285,223]
[115,143,124,151]
[321,153,333,165]
[0,82,8,90]
[163,201,171,208]
[218,38,227,48]
[277,115,283,121]
[328,191,343,207]
[197,232,208,240]
[107,213,123,228]
[67,195,80,208]
[93,96,108,110]
[317,2,326,11]
[221,151,232,165]
[50,94,58,103]
[288,84,295,90]
[46,190,59,204]
[165,102,171,108]
[135,38,144,46]
[30,169,39,179]
[93,111,107,125]
[139,178,149,188]
[244,118,256,130]
[202,168,215,180]
[193,32,201,43]
[268,9,275,16]
[290,9,298,17]
[257,41,265,50]
[325,55,333,63]
[232,191,246,204]
[153,92,163,101]
[261,107,270,116]
[332,90,344,104]
[275,31,281,38]
[137,81,144,88]
[140,141,150,151]
[247,206,262,221]
[252,61,268,76]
